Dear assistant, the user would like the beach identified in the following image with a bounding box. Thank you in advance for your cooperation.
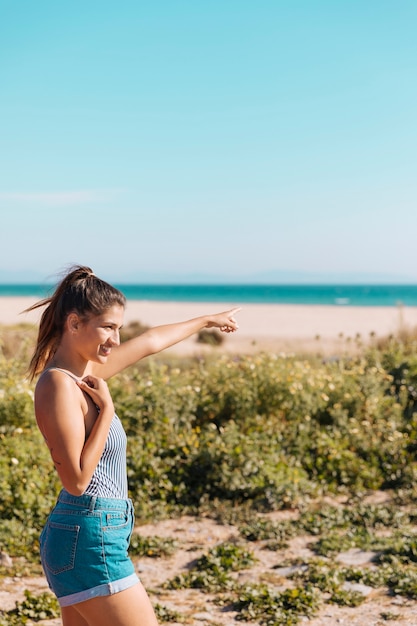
[2,296,417,355]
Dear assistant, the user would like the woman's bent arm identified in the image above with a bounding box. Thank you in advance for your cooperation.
[35,371,114,495]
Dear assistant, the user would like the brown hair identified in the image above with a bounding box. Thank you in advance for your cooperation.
[26,265,126,379]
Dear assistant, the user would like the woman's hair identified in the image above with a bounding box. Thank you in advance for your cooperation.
[26,265,126,379]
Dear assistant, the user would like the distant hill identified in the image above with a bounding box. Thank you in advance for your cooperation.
[0,268,415,285]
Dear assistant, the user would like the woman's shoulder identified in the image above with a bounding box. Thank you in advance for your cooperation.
[35,367,82,404]
[37,366,77,385]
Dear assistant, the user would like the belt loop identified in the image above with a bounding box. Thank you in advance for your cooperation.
[89,496,97,511]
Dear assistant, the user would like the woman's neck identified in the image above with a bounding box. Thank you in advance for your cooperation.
[48,350,88,379]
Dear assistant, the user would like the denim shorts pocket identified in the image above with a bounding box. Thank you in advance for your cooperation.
[104,512,129,530]
[42,521,80,575]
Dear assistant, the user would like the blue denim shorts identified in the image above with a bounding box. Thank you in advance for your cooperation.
[40,490,139,607]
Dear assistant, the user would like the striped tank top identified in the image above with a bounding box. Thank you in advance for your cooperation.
[42,368,128,499]
[84,413,128,499]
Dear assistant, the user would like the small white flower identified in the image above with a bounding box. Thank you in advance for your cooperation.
[11,458,19,465]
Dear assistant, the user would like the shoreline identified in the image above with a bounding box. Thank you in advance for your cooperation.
[1,296,416,356]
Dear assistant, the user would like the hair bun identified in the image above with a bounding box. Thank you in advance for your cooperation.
[76,266,95,280]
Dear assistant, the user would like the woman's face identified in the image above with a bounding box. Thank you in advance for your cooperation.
[74,304,125,363]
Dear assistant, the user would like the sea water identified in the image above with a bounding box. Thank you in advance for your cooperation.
[1,284,417,306]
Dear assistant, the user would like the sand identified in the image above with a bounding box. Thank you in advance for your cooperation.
[2,296,417,356]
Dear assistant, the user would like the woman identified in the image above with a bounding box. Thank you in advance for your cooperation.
[27,265,240,626]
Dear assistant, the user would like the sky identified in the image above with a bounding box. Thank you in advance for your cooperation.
[1,0,417,284]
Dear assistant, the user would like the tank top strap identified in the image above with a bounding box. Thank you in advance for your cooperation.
[40,367,81,383]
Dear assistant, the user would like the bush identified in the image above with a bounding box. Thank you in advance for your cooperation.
[2,329,417,547]
[0,590,60,625]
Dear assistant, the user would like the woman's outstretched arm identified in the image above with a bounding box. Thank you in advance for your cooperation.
[92,307,241,379]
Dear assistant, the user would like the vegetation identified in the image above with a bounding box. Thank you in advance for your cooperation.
[2,324,417,623]
[0,590,60,625]
[165,541,256,592]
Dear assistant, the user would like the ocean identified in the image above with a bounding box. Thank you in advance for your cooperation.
[0,284,417,307]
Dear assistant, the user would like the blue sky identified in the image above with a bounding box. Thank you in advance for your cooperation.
[1,1,416,283]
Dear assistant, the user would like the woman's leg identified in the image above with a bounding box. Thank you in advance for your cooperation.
[61,605,90,626]
[69,582,158,626]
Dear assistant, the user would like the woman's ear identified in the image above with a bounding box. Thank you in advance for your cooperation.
[66,312,80,334]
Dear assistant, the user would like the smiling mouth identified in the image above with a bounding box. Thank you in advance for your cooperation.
[100,346,111,356]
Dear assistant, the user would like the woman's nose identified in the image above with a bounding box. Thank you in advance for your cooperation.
[110,329,120,346]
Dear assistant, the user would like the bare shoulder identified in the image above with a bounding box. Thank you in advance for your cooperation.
[34,369,85,426]
[35,368,78,399]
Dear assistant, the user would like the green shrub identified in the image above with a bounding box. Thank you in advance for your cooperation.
[2,328,417,559]
[129,533,177,558]
[0,427,60,528]
[0,590,60,625]
[196,329,224,345]
[239,517,296,547]
[166,541,255,592]
[234,583,320,625]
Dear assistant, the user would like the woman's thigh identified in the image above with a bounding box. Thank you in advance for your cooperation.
[70,582,158,626]
[61,605,90,626]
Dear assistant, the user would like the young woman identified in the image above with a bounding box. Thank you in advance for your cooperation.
[27,265,240,626]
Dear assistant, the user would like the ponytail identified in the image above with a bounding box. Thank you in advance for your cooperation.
[26,265,126,379]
